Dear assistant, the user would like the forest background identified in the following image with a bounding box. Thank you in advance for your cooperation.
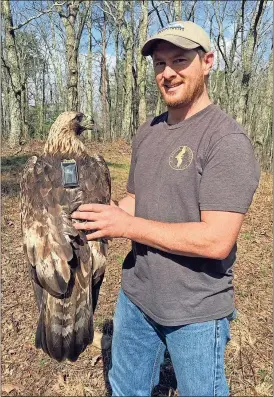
[1,1,273,395]
[1,0,273,171]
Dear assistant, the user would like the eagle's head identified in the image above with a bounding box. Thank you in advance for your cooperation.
[44,111,94,156]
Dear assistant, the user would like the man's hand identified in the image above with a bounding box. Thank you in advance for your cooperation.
[71,203,133,240]
[72,201,245,259]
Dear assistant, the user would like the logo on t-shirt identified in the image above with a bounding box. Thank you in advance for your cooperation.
[169,146,193,170]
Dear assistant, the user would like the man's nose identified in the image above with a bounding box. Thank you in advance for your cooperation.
[162,65,177,79]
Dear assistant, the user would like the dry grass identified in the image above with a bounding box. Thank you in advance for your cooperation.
[226,172,273,396]
[1,140,272,396]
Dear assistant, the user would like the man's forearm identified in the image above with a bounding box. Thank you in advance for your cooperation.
[72,203,243,258]
[124,216,230,260]
[118,194,135,216]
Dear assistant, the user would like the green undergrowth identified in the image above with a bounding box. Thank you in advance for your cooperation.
[1,155,31,171]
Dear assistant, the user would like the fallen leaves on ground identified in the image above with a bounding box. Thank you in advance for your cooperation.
[1,139,272,396]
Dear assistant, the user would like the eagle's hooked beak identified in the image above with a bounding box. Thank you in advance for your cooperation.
[77,116,95,135]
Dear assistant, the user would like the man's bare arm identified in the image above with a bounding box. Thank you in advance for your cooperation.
[124,211,245,260]
[72,204,245,260]
[113,192,135,216]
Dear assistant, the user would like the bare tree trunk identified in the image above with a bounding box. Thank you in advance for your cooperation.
[112,27,120,138]
[62,5,78,111]
[86,7,93,119]
[101,4,110,140]
[237,0,267,126]
[1,66,10,139]
[56,1,89,111]
[49,13,64,113]
[2,0,25,147]
[34,67,41,138]
[137,0,148,126]
[122,39,133,139]
[38,62,46,138]
[256,53,273,169]
[212,0,243,115]
[156,91,165,115]
[174,0,182,20]
[86,5,94,141]
[119,1,134,140]
[131,4,138,135]
[1,50,11,139]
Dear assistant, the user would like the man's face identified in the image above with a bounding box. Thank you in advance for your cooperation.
[152,41,211,108]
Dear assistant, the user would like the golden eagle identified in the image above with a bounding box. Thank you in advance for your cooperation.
[20,111,111,361]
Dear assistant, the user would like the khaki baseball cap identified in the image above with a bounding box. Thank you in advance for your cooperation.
[141,21,211,56]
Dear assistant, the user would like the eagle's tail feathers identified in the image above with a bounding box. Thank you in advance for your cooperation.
[35,294,50,356]
[35,271,93,362]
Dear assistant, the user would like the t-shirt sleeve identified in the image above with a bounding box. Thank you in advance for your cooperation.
[199,133,260,213]
[126,118,153,194]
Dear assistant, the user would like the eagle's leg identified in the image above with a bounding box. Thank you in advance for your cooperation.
[91,273,112,350]
[92,274,104,313]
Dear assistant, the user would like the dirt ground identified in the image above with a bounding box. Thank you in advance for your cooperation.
[1,139,272,396]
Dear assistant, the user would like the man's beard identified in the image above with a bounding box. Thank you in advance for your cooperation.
[161,73,205,108]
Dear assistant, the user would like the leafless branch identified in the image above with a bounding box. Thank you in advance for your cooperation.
[151,0,164,27]
[148,2,162,17]
[187,0,197,22]
[76,2,90,46]
[162,7,170,24]
[1,55,10,73]
[10,1,66,31]
[104,1,119,19]
[215,35,229,71]
[95,3,116,21]
[252,0,267,51]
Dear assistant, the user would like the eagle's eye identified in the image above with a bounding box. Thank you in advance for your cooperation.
[75,113,84,123]
[71,113,85,135]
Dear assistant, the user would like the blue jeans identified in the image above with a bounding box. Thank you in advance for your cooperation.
[109,289,235,397]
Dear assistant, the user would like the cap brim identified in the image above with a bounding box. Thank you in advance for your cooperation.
[141,36,200,56]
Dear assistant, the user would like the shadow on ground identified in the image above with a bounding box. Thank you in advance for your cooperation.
[101,320,177,397]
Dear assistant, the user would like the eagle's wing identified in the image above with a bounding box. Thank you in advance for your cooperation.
[85,154,111,283]
[79,154,111,311]
[20,153,110,361]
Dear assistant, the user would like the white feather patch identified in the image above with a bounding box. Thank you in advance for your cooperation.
[38,258,55,279]
[51,323,74,337]
[90,244,106,274]
[75,316,86,331]
[80,261,89,278]
[52,312,72,321]
[63,301,73,308]
[76,300,87,314]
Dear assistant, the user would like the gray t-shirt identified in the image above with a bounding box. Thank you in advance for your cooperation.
[122,104,260,326]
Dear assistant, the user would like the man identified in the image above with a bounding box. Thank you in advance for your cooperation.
[72,21,260,396]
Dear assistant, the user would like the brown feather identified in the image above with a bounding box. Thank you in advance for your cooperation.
[21,112,111,361]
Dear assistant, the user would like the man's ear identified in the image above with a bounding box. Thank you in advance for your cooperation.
[203,51,214,76]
